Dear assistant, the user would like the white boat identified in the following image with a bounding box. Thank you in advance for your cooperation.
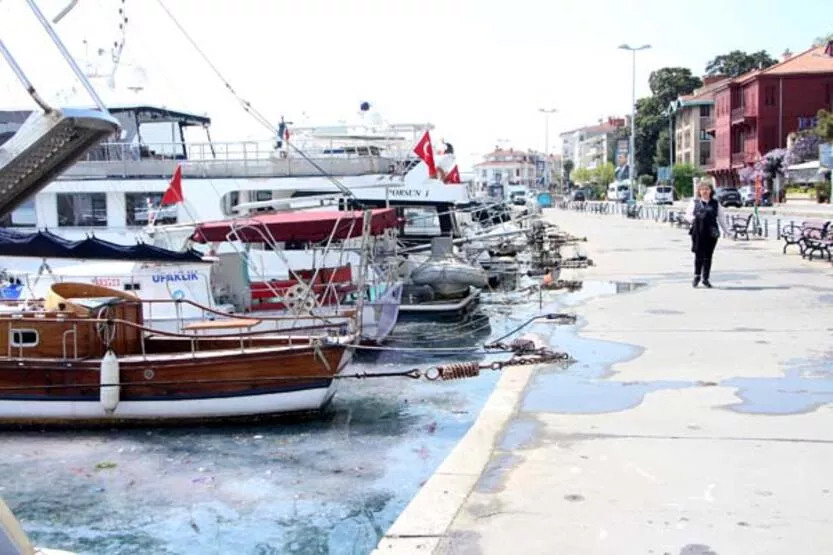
[1,210,403,344]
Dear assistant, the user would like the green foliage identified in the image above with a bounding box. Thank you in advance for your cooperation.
[654,127,671,168]
[814,33,833,47]
[671,163,703,197]
[591,163,616,186]
[638,174,655,187]
[634,96,665,177]
[570,167,592,184]
[705,50,777,77]
[649,67,702,106]
[563,159,575,177]
[816,110,833,142]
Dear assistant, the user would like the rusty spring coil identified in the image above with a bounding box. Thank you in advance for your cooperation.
[432,362,481,381]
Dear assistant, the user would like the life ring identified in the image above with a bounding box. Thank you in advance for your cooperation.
[283,283,315,314]
[171,289,185,301]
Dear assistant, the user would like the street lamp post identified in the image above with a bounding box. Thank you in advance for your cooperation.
[618,43,651,201]
[539,108,557,191]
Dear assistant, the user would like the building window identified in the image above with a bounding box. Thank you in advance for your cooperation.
[57,193,107,227]
[125,193,177,226]
[481,169,487,179]
[764,86,776,106]
[700,144,711,165]
[699,105,711,117]
[515,168,521,177]
[699,129,710,141]
[10,329,38,348]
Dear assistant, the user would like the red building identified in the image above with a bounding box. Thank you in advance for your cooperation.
[707,42,833,187]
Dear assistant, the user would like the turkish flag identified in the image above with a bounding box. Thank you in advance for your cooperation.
[444,165,461,184]
[161,164,183,206]
[413,131,436,178]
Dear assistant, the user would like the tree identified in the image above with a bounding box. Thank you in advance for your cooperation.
[563,159,575,180]
[634,96,665,177]
[571,167,592,184]
[630,69,703,179]
[671,163,703,198]
[816,109,833,142]
[814,33,833,47]
[654,127,671,169]
[705,50,777,77]
[591,163,616,186]
[648,67,702,106]
[788,132,821,164]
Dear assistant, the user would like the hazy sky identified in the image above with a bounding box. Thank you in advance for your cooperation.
[1,0,830,169]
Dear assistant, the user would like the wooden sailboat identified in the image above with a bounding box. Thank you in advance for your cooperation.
[0,282,355,424]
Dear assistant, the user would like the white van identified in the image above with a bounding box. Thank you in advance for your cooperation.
[607,181,632,202]
[643,185,674,205]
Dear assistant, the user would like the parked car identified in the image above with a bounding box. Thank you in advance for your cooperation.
[571,188,586,201]
[607,181,633,202]
[715,187,742,208]
[509,190,528,205]
[739,185,772,206]
[643,185,674,205]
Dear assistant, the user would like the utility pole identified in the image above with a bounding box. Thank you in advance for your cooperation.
[618,44,651,200]
[539,108,557,191]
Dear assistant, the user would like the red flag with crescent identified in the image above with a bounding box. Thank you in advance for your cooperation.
[413,131,437,178]
[444,165,461,184]
[161,164,183,206]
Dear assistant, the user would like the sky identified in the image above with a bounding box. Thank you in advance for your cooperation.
[1,0,830,170]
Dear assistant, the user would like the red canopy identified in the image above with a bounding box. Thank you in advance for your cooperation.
[191,208,398,244]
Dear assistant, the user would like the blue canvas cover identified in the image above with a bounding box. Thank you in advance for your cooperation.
[0,229,203,262]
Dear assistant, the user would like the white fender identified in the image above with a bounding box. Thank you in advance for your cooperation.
[100,350,120,413]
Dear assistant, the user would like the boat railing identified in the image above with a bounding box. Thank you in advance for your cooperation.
[4,309,353,361]
[61,137,413,179]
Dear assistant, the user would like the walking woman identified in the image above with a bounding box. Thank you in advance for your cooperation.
[686,181,729,288]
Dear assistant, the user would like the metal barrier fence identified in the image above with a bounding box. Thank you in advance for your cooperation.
[556,201,775,240]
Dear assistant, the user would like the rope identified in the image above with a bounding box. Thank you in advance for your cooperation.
[154,0,360,204]
[0,346,573,393]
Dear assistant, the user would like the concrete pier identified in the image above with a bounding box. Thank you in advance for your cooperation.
[375,208,833,555]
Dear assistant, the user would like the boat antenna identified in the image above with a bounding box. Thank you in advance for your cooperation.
[24,0,109,113]
[153,0,360,203]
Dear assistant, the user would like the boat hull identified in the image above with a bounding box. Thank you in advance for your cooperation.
[0,343,349,424]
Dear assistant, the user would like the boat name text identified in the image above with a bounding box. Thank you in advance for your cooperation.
[152,271,201,283]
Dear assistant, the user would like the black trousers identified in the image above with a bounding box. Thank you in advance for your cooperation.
[693,237,718,279]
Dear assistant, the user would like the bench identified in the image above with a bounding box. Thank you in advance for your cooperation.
[803,221,833,261]
[780,220,830,257]
[730,213,754,240]
[668,211,691,228]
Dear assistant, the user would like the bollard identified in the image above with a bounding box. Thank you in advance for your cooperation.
[776,218,780,238]
[764,219,768,238]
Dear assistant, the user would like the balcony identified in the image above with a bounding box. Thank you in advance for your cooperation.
[731,106,755,126]
[731,152,745,166]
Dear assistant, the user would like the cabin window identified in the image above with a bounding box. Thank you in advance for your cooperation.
[221,191,240,216]
[11,329,38,348]
[401,207,441,236]
[0,198,36,228]
[125,193,177,226]
[124,282,141,291]
[57,193,107,227]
